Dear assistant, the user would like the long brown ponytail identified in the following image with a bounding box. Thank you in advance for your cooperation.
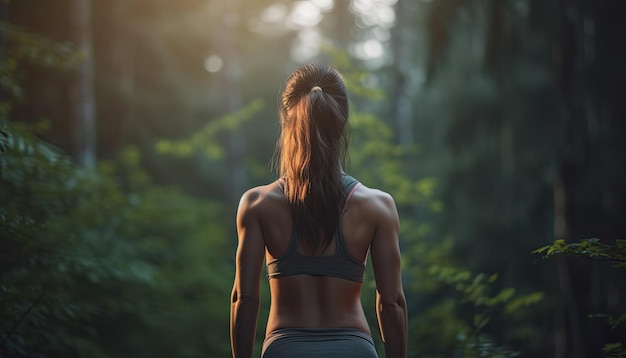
[275,64,350,254]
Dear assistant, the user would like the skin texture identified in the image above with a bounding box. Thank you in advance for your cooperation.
[230,179,407,358]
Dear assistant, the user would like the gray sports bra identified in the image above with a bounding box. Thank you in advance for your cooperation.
[266,175,365,283]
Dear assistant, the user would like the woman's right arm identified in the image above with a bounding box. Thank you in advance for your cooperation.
[369,191,407,358]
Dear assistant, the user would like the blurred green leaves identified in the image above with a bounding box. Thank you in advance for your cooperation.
[602,342,626,358]
[0,23,80,70]
[155,99,264,160]
[416,265,543,357]
[1,122,233,357]
[0,21,235,354]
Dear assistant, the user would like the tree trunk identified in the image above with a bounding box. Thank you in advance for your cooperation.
[390,0,415,146]
[111,0,135,146]
[70,0,96,167]
[554,0,587,356]
[554,0,626,356]
[213,0,246,204]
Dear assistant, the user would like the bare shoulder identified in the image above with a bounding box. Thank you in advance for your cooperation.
[344,182,399,249]
[237,181,284,217]
[351,183,398,220]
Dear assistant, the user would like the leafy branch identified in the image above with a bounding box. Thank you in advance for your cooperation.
[533,238,626,267]
[533,239,626,357]
[429,265,543,357]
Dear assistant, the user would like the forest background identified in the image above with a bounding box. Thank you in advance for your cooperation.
[1,0,625,357]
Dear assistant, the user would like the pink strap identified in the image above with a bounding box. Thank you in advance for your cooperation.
[342,183,361,214]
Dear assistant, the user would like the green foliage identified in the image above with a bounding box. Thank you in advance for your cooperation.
[2,124,103,357]
[155,99,264,160]
[534,239,626,357]
[0,20,239,344]
[0,22,79,119]
[534,239,626,267]
[0,19,78,152]
[603,342,626,358]
[413,2,560,355]
[1,124,233,357]
[0,3,574,355]
[0,23,80,71]
[411,265,543,357]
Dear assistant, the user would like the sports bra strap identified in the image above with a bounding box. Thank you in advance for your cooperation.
[266,174,366,282]
[342,182,361,215]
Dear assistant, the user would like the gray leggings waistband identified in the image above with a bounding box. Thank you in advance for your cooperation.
[262,328,378,358]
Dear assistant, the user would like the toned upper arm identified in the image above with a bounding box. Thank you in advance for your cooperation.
[233,189,266,301]
[369,191,403,302]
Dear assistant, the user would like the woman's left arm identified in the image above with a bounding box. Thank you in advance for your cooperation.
[230,189,266,358]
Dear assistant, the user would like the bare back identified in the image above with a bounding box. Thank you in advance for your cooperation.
[231,177,406,357]
[253,181,396,335]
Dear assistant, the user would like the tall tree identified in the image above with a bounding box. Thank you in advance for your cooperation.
[389,0,417,146]
[553,1,586,355]
[111,0,136,147]
[212,0,246,203]
[70,0,96,167]
[421,1,565,355]
[554,0,626,356]
[423,0,626,355]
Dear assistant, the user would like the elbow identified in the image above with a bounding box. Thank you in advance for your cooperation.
[377,293,407,314]
[378,300,407,313]
[231,290,260,306]
[376,292,408,355]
